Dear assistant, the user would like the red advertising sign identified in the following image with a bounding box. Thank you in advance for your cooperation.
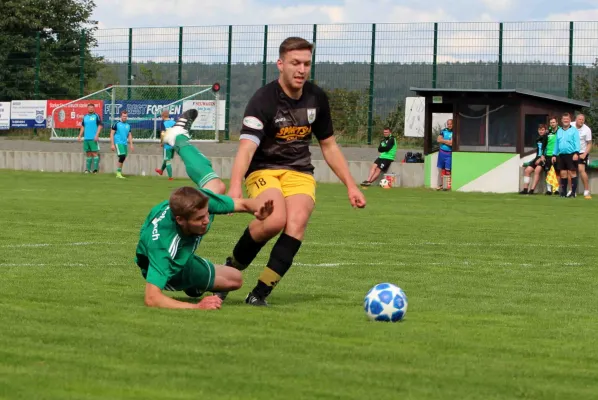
[46,100,104,129]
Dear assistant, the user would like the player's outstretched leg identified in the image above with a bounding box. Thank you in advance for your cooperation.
[163,109,225,193]
[162,109,198,146]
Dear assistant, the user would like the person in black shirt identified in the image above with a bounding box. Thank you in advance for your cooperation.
[520,124,548,195]
[219,37,367,306]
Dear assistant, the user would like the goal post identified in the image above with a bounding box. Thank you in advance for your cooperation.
[49,84,223,143]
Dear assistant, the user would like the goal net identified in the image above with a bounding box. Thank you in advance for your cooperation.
[48,85,223,143]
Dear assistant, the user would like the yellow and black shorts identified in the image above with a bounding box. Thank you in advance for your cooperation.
[245,169,316,203]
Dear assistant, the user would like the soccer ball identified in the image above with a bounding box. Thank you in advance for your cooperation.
[364,283,408,322]
[379,178,390,188]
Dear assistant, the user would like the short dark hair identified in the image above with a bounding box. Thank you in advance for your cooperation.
[562,112,571,119]
[538,124,547,130]
[120,110,128,115]
[169,187,209,220]
[87,103,95,107]
[549,116,558,122]
[383,127,391,131]
[279,37,314,58]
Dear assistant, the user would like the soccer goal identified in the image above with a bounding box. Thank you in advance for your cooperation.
[49,84,223,143]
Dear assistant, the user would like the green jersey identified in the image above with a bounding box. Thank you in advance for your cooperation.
[378,135,398,160]
[135,189,234,289]
[546,127,557,157]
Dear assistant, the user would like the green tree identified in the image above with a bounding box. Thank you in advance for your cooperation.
[573,58,598,141]
[0,0,101,101]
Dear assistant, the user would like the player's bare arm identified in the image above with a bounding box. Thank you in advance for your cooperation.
[144,282,222,310]
[228,139,258,198]
[233,198,274,220]
[109,128,116,151]
[129,132,134,152]
[319,136,366,208]
[77,126,84,141]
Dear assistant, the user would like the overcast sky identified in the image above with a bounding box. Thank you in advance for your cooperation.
[92,0,598,29]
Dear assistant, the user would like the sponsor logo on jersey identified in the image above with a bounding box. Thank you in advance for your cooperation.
[151,207,170,240]
[307,108,316,124]
[243,116,264,130]
[276,125,312,141]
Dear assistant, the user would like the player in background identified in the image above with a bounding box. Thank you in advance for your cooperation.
[551,113,580,198]
[110,111,134,179]
[215,37,366,306]
[544,117,560,195]
[436,119,453,190]
[360,127,397,186]
[520,124,547,195]
[574,114,592,199]
[156,110,176,180]
[136,186,274,310]
[77,103,103,174]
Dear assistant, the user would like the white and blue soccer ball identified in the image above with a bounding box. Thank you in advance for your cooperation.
[364,283,408,322]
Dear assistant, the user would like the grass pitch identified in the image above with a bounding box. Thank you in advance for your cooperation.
[0,171,597,400]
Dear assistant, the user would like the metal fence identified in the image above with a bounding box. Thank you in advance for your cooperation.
[3,22,598,144]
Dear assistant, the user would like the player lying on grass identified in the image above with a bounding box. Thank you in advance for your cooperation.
[136,109,273,309]
[136,186,274,309]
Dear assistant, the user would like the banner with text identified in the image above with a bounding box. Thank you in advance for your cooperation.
[0,102,10,130]
[103,100,184,130]
[10,100,47,128]
[47,100,105,129]
[182,100,225,130]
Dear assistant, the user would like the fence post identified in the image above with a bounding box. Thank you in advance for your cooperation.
[262,25,268,87]
[79,30,86,97]
[498,22,503,89]
[225,25,233,140]
[311,24,317,83]
[433,23,438,88]
[367,23,376,146]
[34,32,41,100]
[568,21,574,98]
[127,28,133,100]
[178,27,183,98]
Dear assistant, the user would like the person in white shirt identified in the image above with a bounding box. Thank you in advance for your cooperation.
[575,114,592,199]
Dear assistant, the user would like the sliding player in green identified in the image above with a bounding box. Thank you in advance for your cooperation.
[137,109,274,309]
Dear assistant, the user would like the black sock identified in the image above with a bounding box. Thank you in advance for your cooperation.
[560,178,568,196]
[571,176,578,195]
[230,227,267,270]
[253,233,302,298]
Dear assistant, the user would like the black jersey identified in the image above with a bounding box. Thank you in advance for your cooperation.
[240,80,334,176]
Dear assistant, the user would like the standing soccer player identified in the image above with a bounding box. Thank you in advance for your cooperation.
[110,111,134,179]
[436,119,453,190]
[156,110,176,180]
[551,113,580,197]
[77,104,103,174]
[574,114,592,199]
[543,117,560,195]
[208,37,366,306]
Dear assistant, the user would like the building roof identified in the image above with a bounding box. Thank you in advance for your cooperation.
[409,87,590,108]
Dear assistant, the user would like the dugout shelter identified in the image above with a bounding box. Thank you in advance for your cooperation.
[410,87,590,193]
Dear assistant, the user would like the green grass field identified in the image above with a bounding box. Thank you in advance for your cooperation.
[1,170,597,400]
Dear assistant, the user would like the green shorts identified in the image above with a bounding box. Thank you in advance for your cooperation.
[163,147,175,161]
[137,254,216,292]
[83,140,100,153]
[116,144,128,156]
